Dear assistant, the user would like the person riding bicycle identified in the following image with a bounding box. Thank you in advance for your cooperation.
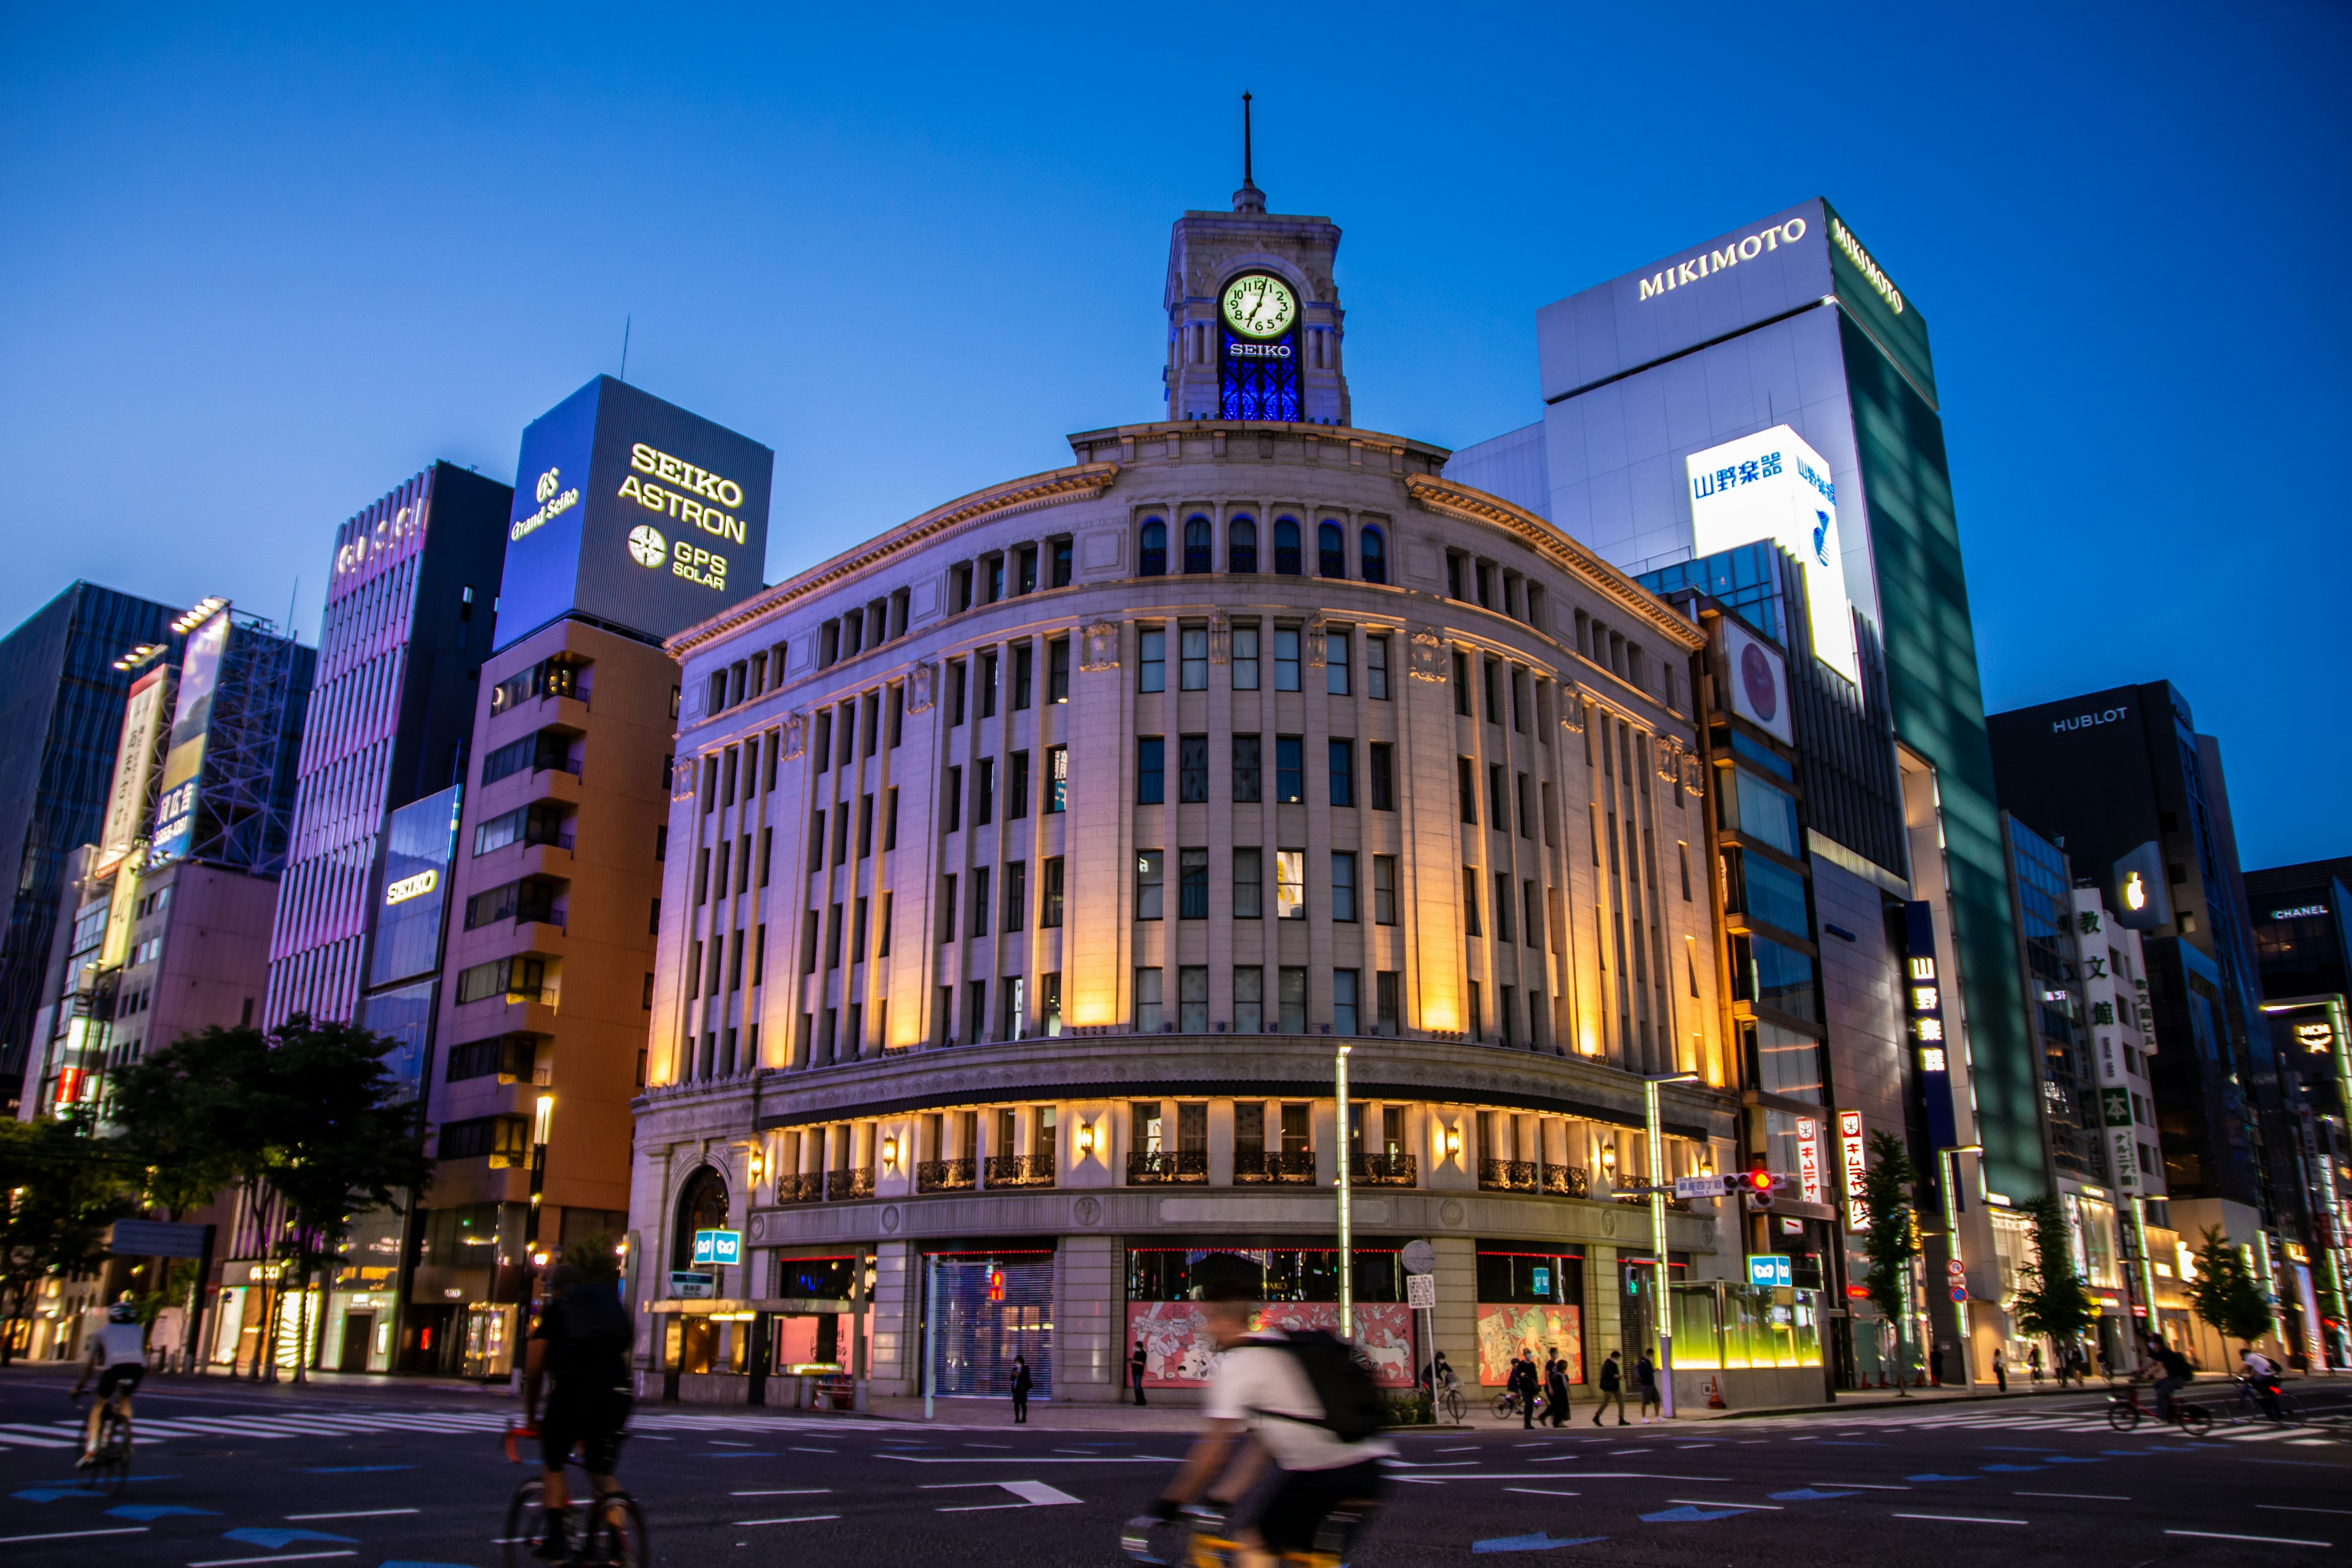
[70,1298,147,1466]
[2135,1336,2192,1420]
[520,1262,635,1561]
[1150,1279,1393,1567]
[2239,1346,2283,1414]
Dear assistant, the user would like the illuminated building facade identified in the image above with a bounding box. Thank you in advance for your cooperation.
[625,182,1803,1411]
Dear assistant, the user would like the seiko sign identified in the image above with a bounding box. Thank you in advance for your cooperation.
[1638,218,1808,302]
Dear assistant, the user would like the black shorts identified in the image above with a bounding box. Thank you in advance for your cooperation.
[96,1365,144,1400]
[541,1393,629,1475]
[1254,1460,1384,1555]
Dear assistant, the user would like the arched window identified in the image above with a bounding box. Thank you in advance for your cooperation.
[1229,517,1258,573]
[1139,518,1167,577]
[1318,521,1346,579]
[1184,516,1213,575]
[670,1165,729,1270]
[1273,518,1302,576]
[1360,526,1386,585]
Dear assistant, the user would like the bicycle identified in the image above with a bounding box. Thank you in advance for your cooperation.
[70,1391,132,1496]
[2106,1382,2213,1438]
[2231,1375,2303,1427]
[1122,1501,1374,1567]
[502,1423,647,1568]
[1490,1388,1548,1423]
[1435,1382,1466,1424]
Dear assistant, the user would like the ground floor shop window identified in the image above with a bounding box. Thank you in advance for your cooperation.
[922,1248,1052,1398]
[1123,1244,1414,1389]
[1474,1245,1585,1385]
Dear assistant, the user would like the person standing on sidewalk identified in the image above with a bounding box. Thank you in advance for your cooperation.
[1634,1350,1661,1423]
[1544,1349,1570,1428]
[1011,1354,1033,1424]
[1131,1341,1150,1406]
[1591,1351,1626,1426]
[2027,1343,2042,1384]
[1509,1351,1540,1428]
[1929,1343,1945,1388]
[1991,1347,2007,1392]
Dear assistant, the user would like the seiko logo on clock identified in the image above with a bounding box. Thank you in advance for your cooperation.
[1221,273,1297,339]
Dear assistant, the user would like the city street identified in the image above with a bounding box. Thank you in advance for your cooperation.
[3,1368,2348,1566]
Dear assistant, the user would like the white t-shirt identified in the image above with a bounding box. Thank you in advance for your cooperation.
[1204,1336,1396,1474]
[2242,1352,2277,1378]
[90,1322,146,1368]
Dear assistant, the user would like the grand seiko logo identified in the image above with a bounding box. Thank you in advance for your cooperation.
[1638,217,1807,301]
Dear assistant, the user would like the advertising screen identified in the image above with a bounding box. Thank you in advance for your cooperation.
[150,611,231,864]
[497,376,774,650]
[1720,614,1793,745]
[368,785,462,989]
[99,665,172,870]
[1687,425,1860,687]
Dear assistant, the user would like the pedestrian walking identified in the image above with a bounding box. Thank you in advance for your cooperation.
[1929,1343,1945,1387]
[1011,1354,1033,1423]
[1545,1349,1570,1428]
[1592,1351,1627,1426]
[1635,1350,1661,1423]
[2028,1344,2042,1384]
[1509,1351,1540,1428]
[1131,1340,1149,1406]
[1991,1346,2007,1392]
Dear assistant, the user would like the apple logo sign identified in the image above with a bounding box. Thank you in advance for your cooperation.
[1741,643,1778,723]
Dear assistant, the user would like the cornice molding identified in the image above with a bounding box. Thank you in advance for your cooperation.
[1403,475,1704,652]
[665,462,1122,657]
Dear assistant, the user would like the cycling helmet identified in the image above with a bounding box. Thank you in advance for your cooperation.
[107,1301,140,1324]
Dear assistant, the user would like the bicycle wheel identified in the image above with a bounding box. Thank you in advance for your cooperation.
[2175,1402,2214,1438]
[100,1417,130,1498]
[2105,1400,2138,1431]
[502,1478,546,1568]
[2272,1393,2304,1427]
[584,1492,648,1568]
[1491,1393,1515,1420]
[1440,1388,1466,1423]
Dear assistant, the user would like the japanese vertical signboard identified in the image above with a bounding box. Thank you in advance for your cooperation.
[1838,1109,1868,1232]
[1901,902,1959,1150]
[1795,1115,1825,1206]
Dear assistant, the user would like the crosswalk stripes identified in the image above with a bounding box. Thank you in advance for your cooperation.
[0,1402,973,1452]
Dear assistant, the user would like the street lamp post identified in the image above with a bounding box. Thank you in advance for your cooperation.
[1937,1143,1981,1387]
[1336,1040,1354,1339]
[1644,1072,1698,1419]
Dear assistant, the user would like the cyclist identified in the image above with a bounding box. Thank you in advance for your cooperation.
[70,1299,147,1466]
[2239,1346,2283,1416]
[1150,1280,1393,1568]
[519,1262,635,1561]
[2134,1336,2192,1420]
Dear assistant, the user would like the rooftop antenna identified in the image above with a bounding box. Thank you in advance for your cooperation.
[1233,92,1265,214]
[619,314,632,383]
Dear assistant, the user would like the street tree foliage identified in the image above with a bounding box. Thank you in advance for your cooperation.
[0,1112,137,1362]
[1858,1128,1919,1330]
[107,1014,429,1381]
[2011,1193,2097,1346]
[2185,1226,2273,1353]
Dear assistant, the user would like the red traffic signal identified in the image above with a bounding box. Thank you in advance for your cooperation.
[1743,1166,1777,1211]
[1746,1166,1774,1192]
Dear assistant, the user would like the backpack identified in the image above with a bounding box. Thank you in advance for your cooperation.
[1273,1329,1386,1444]
[556,1283,635,1393]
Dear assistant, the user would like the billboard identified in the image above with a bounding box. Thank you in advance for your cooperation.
[1688,426,1859,687]
[1720,614,1793,745]
[97,665,173,871]
[497,376,774,650]
[150,611,231,864]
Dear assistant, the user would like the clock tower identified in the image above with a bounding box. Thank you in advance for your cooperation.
[1163,154,1350,425]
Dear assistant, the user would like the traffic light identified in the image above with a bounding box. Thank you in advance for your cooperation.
[1743,1166,1777,1212]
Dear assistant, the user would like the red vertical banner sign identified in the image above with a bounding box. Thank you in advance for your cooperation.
[1838,1109,1869,1233]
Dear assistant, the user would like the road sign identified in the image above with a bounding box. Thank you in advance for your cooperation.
[1948,1284,1969,1303]
[692,1229,741,1267]
[670,1270,715,1299]
[108,1219,211,1259]
[1406,1272,1437,1310]
[1945,1257,1966,1279]
[1400,1239,1437,1276]
[1747,1254,1792,1289]
[1675,1174,1732,1199]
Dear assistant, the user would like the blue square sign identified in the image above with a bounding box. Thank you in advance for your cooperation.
[692,1229,741,1267]
[1747,1254,1792,1289]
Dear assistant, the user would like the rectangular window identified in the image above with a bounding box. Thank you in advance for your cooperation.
[1366,635,1389,700]
[975,756,995,826]
[1009,750,1031,819]
[1458,757,1477,823]
[1012,642,1034,710]
[832,804,850,864]
[1234,847,1263,919]
[1139,628,1166,692]
[1232,735,1262,802]
[1373,854,1398,925]
[1178,965,1209,1033]
[1493,872,1515,944]
[937,876,955,944]
[1047,638,1071,703]
[976,652,998,718]
[1524,880,1543,948]
[967,979,988,1041]
[1044,744,1068,812]
[1679,840,1693,901]
[1276,736,1303,803]
[1234,967,1264,1032]
[1453,650,1471,715]
[1463,867,1482,937]
[1331,852,1358,922]
[1512,668,1529,733]
[1136,968,1164,1033]
[1722,770,1802,856]
[1231,624,1260,690]
[1052,537,1072,587]
[1179,848,1209,919]
[1278,967,1308,1034]
[878,891,892,957]
[1325,631,1350,695]
[1488,763,1506,826]
[1041,857,1065,927]
[1137,736,1165,804]
[944,766,963,833]
[1727,848,1810,936]
[1517,773,1532,839]
[1179,734,1208,802]
[1276,850,1305,919]
[1484,658,1501,724]
[1499,984,1516,1046]
[1333,969,1359,1036]
[1236,1101,1265,1155]
[1004,861,1027,932]
[1328,740,1354,807]
[1180,625,1208,690]
[948,660,967,726]
[1136,850,1164,920]
[1376,970,1400,1036]
[1042,973,1063,1036]
[884,787,900,851]
[1468,979,1483,1041]
[851,897,868,965]
[968,865,991,938]
[824,903,845,970]
[1369,742,1395,811]
[1273,625,1301,691]
[858,794,874,858]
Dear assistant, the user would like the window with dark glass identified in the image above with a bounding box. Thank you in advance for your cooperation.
[1329,740,1354,807]
[1179,848,1209,919]
[1229,516,1257,573]
[1317,521,1346,579]
[1273,517,1302,575]
[1184,516,1212,574]
[1360,527,1385,584]
[1232,734,1261,802]
[1179,735,1208,802]
[1276,737,1303,803]
[1139,518,1167,576]
[1137,736,1165,804]
[1369,743,1395,811]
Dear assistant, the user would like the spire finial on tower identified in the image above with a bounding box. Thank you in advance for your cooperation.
[1233,91,1266,214]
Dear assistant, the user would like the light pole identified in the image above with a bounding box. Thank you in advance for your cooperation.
[1937,1142,1981,1387]
[1336,1040,1354,1338]
[1644,1071,1698,1419]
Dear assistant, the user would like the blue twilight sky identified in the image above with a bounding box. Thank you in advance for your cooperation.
[3,4,2346,868]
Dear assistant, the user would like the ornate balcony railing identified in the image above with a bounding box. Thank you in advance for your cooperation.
[916,1158,977,1193]
[825,1167,874,1201]
[984,1154,1055,1188]
[1183,546,1213,574]
[1232,1150,1318,1185]
[1349,1152,1417,1186]
[776,1173,824,1205]
[1127,1150,1209,1185]
[1540,1163,1591,1198]
[1613,1189,1694,1211]
[1479,1158,1539,1192]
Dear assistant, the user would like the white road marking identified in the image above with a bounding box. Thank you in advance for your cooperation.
[2168,1530,2331,1548]
[285,1509,421,1520]
[1504,1489,1581,1498]
[2014,1492,2127,1501]
[1816,1482,1908,1490]
[0,1528,150,1544]
[731,1490,829,1497]
[1670,1500,1780,1510]
[876,1453,1176,1464]
[1892,1513,2027,1526]
[188,1553,360,1567]
[2262,1506,2352,1517]
[734,1515,840,1526]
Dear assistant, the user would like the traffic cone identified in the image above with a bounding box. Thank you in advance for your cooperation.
[1706,1376,1726,1410]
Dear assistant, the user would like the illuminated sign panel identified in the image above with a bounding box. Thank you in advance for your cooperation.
[1838,1109,1868,1232]
[98,666,172,872]
[496,376,774,652]
[1687,425,1860,686]
[692,1229,742,1267]
[1794,1115,1824,1205]
[149,610,232,864]
[1720,615,1793,745]
[1901,902,1959,1149]
[385,869,437,905]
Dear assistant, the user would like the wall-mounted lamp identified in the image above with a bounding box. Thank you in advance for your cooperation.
[1599,1142,1618,1175]
[530,1250,550,1268]
[881,1133,900,1170]
[1443,1126,1462,1159]
[746,1146,764,1182]
[1076,1123,1096,1157]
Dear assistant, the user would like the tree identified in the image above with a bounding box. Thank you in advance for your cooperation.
[1858,1129,1919,1389]
[0,1113,137,1363]
[2011,1194,2096,1352]
[2185,1226,2273,1357]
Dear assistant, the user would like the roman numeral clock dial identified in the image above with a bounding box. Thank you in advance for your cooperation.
[1221,273,1297,339]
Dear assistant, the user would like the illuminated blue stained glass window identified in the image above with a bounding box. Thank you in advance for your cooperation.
[1221,330,1300,421]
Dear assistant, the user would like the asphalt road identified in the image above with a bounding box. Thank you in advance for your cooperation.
[3,1367,2350,1566]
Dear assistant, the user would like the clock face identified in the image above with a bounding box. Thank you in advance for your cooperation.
[1221,273,1297,339]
